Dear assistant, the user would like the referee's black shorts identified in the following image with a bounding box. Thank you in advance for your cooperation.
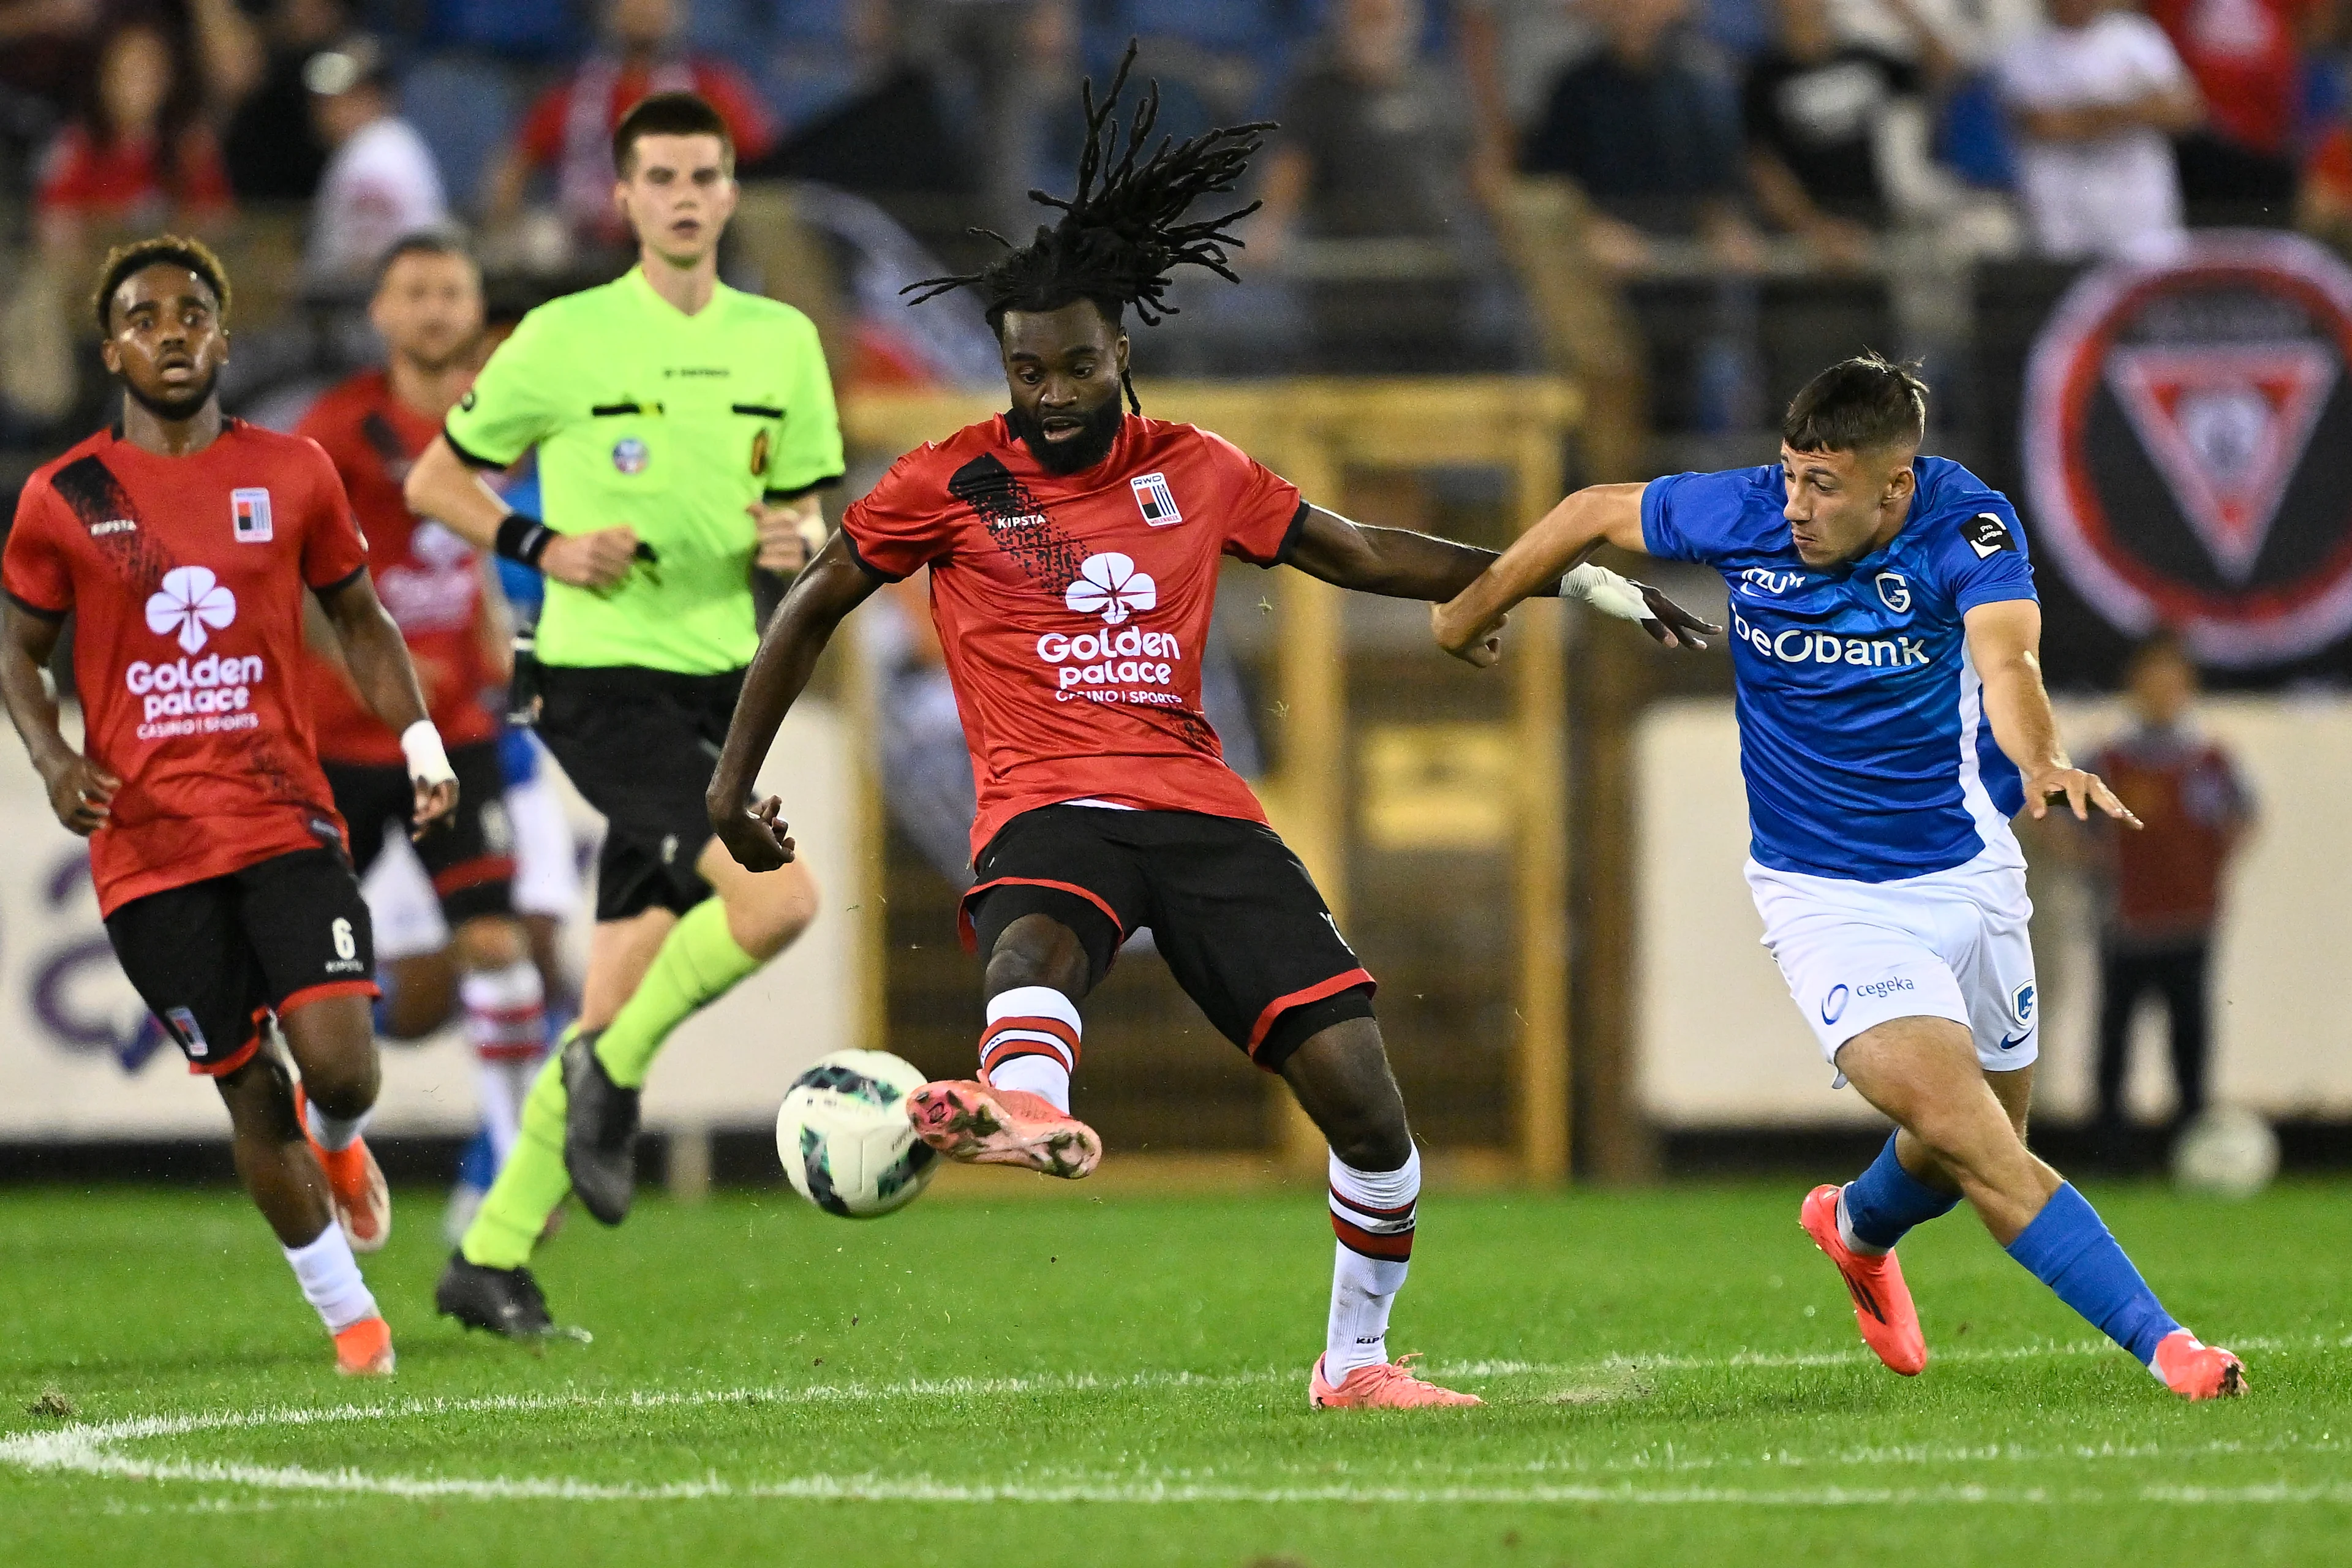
[535,663,746,922]
[960,805,1377,1072]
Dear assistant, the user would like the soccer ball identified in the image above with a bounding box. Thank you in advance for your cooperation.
[2171,1106,2280,1200]
[776,1050,938,1218]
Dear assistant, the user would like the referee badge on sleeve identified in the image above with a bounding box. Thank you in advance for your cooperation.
[750,429,770,477]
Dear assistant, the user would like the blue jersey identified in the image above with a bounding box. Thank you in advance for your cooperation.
[1643,456,2038,883]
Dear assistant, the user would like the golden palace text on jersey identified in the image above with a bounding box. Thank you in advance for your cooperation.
[842,414,1303,858]
[3,421,366,914]
[1642,456,2039,883]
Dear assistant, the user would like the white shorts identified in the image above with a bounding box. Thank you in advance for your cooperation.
[358,774,582,963]
[1746,851,2039,1079]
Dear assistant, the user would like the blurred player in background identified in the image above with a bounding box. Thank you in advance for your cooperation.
[0,236,457,1376]
[708,53,1714,1410]
[295,232,552,1229]
[2089,630,2253,1149]
[403,92,842,1336]
[1438,354,2246,1400]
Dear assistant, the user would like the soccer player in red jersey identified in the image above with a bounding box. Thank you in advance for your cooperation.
[707,59,1716,1409]
[296,233,550,1184]
[0,236,458,1378]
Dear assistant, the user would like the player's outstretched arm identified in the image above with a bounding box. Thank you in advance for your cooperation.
[706,533,882,873]
[1964,598,2141,829]
[1286,500,1714,667]
[317,571,458,835]
[0,603,118,836]
[1433,482,1713,668]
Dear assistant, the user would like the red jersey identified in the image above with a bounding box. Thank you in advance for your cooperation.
[843,415,1305,858]
[4,421,369,916]
[2093,725,2252,946]
[2147,0,2313,157]
[296,372,499,767]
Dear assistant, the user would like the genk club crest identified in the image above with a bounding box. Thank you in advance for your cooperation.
[2023,232,2352,666]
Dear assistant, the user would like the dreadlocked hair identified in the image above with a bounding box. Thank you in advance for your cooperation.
[902,43,1272,413]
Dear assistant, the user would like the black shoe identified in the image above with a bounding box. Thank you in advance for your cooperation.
[562,1028,639,1226]
[435,1251,555,1338]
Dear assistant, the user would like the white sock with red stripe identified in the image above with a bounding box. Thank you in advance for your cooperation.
[1325,1145,1419,1379]
[461,959,547,1169]
[282,1221,379,1333]
[977,985,1082,1114]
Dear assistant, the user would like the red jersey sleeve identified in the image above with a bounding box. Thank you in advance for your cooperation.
[297,439,370,589]
[841,446,956,581]
[1208,432,1307,566]
[2,479,72,617]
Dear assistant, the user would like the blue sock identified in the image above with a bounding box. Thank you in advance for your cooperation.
[1841,1133,1961,1250]
[2005,1183,2180,1365]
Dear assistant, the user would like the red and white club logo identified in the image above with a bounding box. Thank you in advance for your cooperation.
[2024,232,2352,666]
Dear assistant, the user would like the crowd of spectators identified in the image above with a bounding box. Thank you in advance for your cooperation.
[4,0,2352,447]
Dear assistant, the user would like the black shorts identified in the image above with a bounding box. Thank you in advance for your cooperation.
[323,739,515,927]
[535,663,746,922]
[960,805,1376,1072]
[104,848,379,1077]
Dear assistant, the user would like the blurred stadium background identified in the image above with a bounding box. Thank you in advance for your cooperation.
[2,0,2349,1196]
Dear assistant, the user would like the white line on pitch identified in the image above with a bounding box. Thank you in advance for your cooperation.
[4,1334,2343,1510]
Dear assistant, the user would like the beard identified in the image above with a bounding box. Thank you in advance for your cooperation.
[121,365,220,423]
[1008,397,1125,476]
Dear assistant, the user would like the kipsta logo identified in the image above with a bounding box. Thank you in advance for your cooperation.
[146,566,236,654]
[1065,552,1157,627]
[2024,232,2352,666]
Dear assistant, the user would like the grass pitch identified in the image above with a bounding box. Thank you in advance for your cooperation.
[1,1175,2346,1566]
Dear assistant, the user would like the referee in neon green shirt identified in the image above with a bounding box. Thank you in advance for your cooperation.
[405,92,842,1335]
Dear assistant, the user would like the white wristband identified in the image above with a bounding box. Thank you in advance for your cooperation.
[1561,562,1654,624]
[399,720,456,787]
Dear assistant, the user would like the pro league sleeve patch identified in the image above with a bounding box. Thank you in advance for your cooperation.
[1963,513,2018,559]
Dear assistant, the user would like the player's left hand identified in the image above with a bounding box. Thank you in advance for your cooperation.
[410,777,459,839]
[2024,764,2141,829]
[710,793,798,871]
[1630,580,1720,650]
[750,497,827,573]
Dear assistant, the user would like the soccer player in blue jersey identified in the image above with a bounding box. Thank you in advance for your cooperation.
[1434,355,2245,1400]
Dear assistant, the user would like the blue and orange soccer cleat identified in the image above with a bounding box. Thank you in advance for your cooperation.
[1800,1182,1928,1376]
[906,1080,1101,1179]
[2153,1329,2247,1400]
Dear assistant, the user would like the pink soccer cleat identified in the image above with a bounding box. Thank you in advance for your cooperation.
[1800,1182,1928,1376]
[295,1083,390,1253]
[2152,1330,2247,1400]
[906,1079,1101,1179]
[333,1315,396,1377]
[1310,1353,1482,1409]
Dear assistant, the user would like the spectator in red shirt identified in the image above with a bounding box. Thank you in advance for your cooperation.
[2089,631,2254,1144]
[480,0,776,258]
[2144,0,2330,218]
[35,19,233,247]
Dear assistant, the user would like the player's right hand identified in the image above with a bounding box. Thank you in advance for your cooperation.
[711,793,797,871]
[540,526,642,590]
[1432,602,1506,668]
[41,755,120,837]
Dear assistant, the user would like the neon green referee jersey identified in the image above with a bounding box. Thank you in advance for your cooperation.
[444,266,843,674]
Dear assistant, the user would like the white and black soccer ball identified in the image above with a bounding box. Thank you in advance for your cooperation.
[776,1050,938,1218]
[2171,1105,2280,1200]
